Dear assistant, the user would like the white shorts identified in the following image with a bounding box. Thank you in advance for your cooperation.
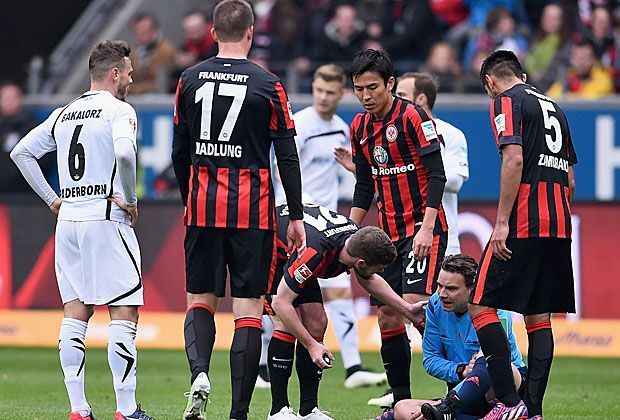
[55,220,143,306]
[317,271,351,289]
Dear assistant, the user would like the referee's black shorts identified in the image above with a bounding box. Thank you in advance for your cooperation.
[470,238,575,315]
[185,226,277,298]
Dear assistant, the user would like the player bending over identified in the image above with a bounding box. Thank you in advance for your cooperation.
[11,41,153,420]
[382,255,526,420]
[265,204,426,420]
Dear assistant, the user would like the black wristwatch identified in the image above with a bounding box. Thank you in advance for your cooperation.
[456,363,467,380]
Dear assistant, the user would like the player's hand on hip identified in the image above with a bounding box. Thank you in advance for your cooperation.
[490,222,511,261]
[108,197,138,228]
[413,228,432,260]
[405,300,427,329]
[309,342,334,369]
[49,198,62,215]
[334,147,355,173]
[287,219,306,257]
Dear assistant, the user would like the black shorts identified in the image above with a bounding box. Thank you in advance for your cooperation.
[371,231,447,306]
[185,226,276,298]
[264,273,323,316]
[470,238,575,315]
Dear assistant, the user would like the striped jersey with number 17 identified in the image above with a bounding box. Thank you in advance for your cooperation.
[173,57,296,230]
[489,83,578,239]
[350,96,448,241]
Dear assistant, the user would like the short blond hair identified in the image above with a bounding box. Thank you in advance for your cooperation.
[314,64,346,85]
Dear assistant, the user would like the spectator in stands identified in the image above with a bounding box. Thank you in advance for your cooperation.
[420,41,464,92]
[461,49,490,93]
[375,0,441,68]
[525,2,574,91]
[309,3,366,66]
[463,7,529,71]
[291,0,335,89]
[585,6,616,64]
[175,10,217,71]
[0,82,48,193]
[547,39,614,98]
[249,0,299,74]
[130,12,176,94]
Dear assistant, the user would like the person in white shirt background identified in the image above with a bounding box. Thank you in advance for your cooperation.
[268,64,388,391]
[394,72,469,256]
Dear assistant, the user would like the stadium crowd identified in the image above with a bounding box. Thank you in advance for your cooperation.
[125,0,620,96]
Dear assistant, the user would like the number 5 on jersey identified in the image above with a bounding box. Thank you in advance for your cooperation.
[195,82,247,141]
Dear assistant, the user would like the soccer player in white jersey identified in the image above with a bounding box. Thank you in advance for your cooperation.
[10,41,153,420]
[395,72,469,255]
[271,64,387,391]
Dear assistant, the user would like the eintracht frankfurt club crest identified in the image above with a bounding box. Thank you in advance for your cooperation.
[386,124,398,142]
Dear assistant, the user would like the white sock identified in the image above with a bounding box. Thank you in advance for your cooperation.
[59,318,90,415]
[324,298,361,370]
[260,314,273,367]
[108,320,138,416]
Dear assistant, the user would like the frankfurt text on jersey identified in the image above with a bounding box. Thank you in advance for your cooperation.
[198,72,249,83]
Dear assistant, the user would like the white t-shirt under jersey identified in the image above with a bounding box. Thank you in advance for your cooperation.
[435,118,469,254]
[275,106,351,210]
[19,90,138,224]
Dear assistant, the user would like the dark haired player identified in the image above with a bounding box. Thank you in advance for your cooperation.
[347,48,448,409]
[469,50,578,420]
[171,0,305,419]
[266,204,427,420]
[11,40,153,420]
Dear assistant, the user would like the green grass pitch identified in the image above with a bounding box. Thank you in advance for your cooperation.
[0,347,618,419]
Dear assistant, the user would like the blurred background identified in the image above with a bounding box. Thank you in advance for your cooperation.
[1,0,620,354]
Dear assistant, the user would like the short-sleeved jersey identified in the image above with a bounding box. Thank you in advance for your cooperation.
[19,90,137,224]
[174,57,296,230]
[274,106,350,210]
[490,84,578,239]
[350,96,448,241]
[435,118,469,252]
[275,204,356,290]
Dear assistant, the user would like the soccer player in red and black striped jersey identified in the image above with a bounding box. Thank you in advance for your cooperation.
[469,50,578,420]
[348,49,448,407]
[171,1,305,419]
[265,204,427,419]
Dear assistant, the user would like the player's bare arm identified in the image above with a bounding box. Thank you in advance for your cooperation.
[353,271,427,330]
[271,280,334,369]
[493,144,523,261]
[287,219,307,256]
[334,146,355,173]
[568,165,576,201]
[50,198,62,215]
[413,208,437,260]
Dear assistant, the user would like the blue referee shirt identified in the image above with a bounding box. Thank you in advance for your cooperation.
[422,293,526,385]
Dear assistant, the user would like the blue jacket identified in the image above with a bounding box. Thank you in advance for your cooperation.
[422,293,525,385]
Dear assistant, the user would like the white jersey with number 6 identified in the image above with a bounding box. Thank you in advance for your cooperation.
[19,90,138,224]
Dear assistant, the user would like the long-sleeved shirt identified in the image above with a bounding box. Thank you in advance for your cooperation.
[422,293,525,385]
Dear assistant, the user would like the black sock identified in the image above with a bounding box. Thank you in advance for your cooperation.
[380,325,411,403]
[268,331,296,415]
[296,339,323,416]
[345,364,362,379]
[525,322,554,416]
[457,357,491,414]
[184,304,216,383]
[229,317,262,420]
[472,311,520,407]
[258,364,270,381]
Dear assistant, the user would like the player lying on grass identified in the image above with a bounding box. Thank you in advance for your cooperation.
[265,204,426,420]
[384,254,526,420]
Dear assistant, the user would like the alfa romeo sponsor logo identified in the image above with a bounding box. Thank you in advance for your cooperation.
[373,145,389,166]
